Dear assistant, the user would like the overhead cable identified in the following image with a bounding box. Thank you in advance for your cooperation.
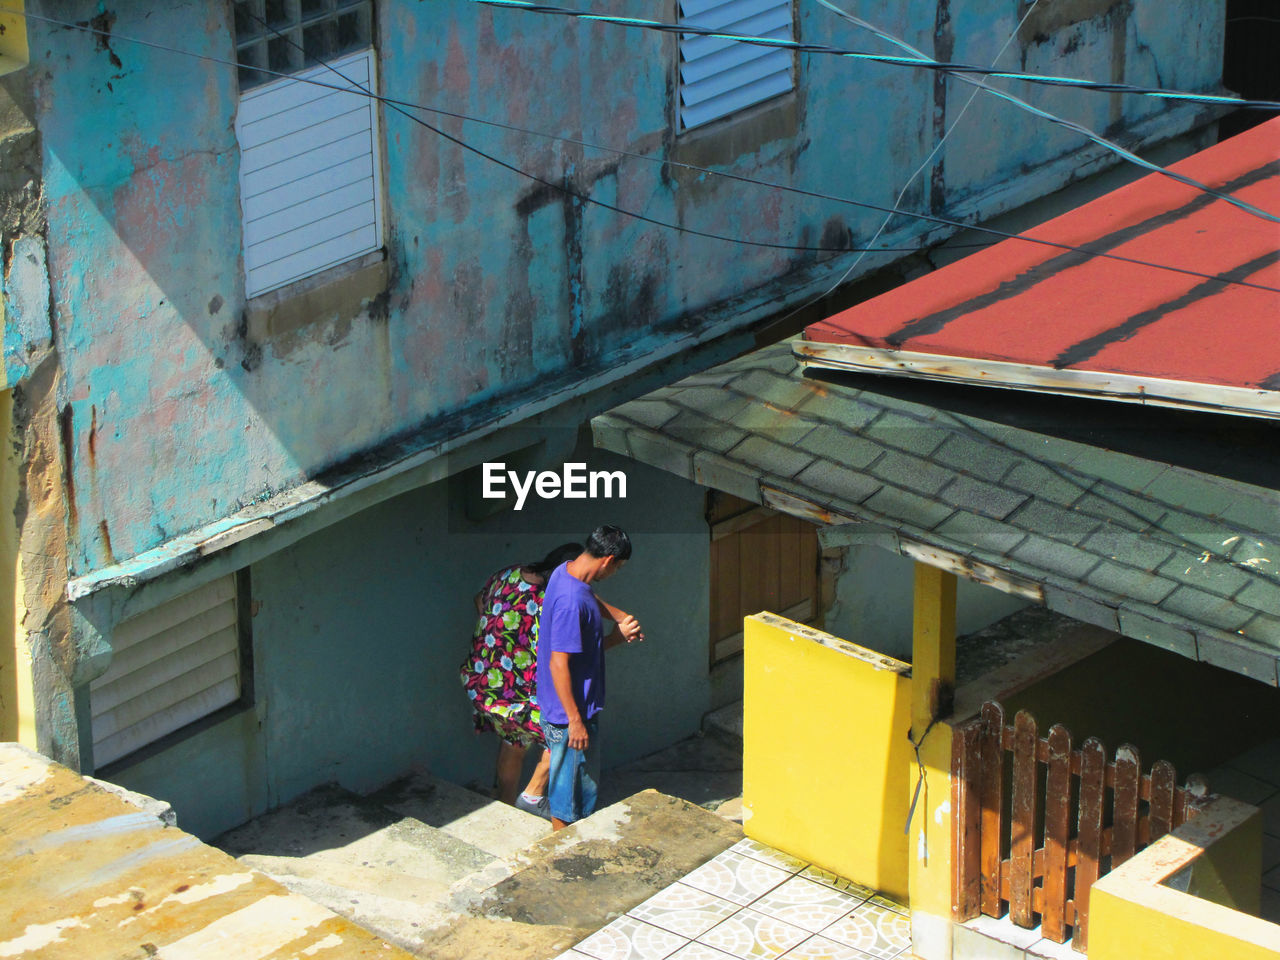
[793,0,1046,327]
[20,10,1280,293]
[815,0,1280,226]
[469,0,1280,112]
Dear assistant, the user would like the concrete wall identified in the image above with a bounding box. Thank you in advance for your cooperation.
[17,0,1225,583]
[106,442,711,839]
[742,612,912,901]
[7,0,1229,777]
[1090,797,1278,960]
[823,542,1030,662]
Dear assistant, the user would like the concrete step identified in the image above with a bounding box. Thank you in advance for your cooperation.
[215,770,744,959]
[215,773,551,954]
[234,857,464,951]
[423,788,744,960]
[591,701,745,816]
[0,743,417,960]
[598,732,744,813]
[369,768,549,861]
[702,699,744,750]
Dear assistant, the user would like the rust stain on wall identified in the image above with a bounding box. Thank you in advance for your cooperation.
[98,519,115,566]
[56,402,76,527]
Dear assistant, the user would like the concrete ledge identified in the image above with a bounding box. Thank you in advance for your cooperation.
[1090,796,1280,959]
[0,743,415,958]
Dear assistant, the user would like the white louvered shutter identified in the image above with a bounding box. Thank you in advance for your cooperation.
[679,0,795,130]
[236,48,383,298]
[91,575,243,767]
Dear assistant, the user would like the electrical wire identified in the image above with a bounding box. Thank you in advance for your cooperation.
[31,7,1273,229]
[474,0,1280,225]
[815,0,1280,226]
[471,0,1280,112]
[783,0,1046,334]
[20,10,1280,293]
[20,10,958,257]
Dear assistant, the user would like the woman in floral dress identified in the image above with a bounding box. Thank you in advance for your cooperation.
[460,542,581,808]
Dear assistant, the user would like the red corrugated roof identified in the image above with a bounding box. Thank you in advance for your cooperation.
[800,117,1280,418]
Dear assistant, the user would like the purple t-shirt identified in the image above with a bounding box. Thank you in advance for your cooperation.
[535,563,605,725]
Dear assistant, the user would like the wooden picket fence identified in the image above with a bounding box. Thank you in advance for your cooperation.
[951,701,1208,951]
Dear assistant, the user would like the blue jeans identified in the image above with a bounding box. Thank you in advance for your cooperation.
[543,718,600,823]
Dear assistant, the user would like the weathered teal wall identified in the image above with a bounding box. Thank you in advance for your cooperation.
[108,446,710,840]
[21,0,1225,581]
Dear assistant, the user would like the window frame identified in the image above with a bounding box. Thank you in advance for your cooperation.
[232,0,386,301]
[675,0,798,134]
[91,569,256,775]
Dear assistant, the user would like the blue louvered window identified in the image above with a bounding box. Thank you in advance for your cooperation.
[678,0,795,131]
[233,1,383,298]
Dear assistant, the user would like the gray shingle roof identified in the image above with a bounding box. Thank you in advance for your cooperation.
[593,341,1280,685]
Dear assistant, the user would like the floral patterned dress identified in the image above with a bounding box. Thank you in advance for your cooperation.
[459,566,546,747]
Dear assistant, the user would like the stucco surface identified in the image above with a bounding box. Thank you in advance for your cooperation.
[106,443,712,839]
[16,0,1225,578]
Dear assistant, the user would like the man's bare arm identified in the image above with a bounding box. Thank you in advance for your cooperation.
[596,596,643,646]
[549,650,589,749]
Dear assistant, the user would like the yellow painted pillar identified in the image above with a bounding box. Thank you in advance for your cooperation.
[0,1,27,75]
[911,563,956,735]
[907,562,958,960]
[0,387,34,745]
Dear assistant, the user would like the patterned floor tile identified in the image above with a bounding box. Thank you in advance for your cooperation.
[784,934,880,960]
[749,875,861,933]
[821,902,912,959]
[574,915,690,960]
[798,865,876,901]
[666,943,740,960]
[681,850,792,906]
[696,907,810,959]
[629,881,742,938]
[730,838,809,873]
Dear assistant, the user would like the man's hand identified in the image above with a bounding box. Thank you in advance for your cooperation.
[617,615,644,644]
[568,716,590,750]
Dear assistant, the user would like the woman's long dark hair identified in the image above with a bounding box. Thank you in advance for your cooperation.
[526,542,582,578]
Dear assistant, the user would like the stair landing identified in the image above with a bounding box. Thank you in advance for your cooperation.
[215,772,744,959]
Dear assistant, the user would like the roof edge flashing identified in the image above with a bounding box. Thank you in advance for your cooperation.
[794,341,1280,421]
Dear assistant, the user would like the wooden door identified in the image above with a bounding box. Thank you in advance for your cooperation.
[708,492,820,666]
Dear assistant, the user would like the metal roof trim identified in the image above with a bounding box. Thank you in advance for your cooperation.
[793,341,1280,421]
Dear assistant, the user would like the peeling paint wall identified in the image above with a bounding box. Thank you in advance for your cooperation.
[4,1,1226,775]
[106,446,710,840]
[16,0,1226,584]
[0,55,82,766]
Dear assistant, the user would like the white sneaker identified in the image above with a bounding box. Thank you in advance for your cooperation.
[515,794,551,820]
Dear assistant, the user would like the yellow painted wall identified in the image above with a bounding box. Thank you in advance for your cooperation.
[1090,799,1279,960]
[743,612,911,901]
[0,388,33,744]
[1186,803,1264,915]
[1090,886,1280,960]
[0,1,27,75]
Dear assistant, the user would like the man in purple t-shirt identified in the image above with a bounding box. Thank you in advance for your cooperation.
[536,525,643,829]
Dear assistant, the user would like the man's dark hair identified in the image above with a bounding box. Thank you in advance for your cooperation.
[585,524,631,561]
[528,542,583,577]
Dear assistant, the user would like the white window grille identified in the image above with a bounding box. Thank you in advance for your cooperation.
[678,0,795,131]
[233,1,383,298]
[90,574,248,768]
